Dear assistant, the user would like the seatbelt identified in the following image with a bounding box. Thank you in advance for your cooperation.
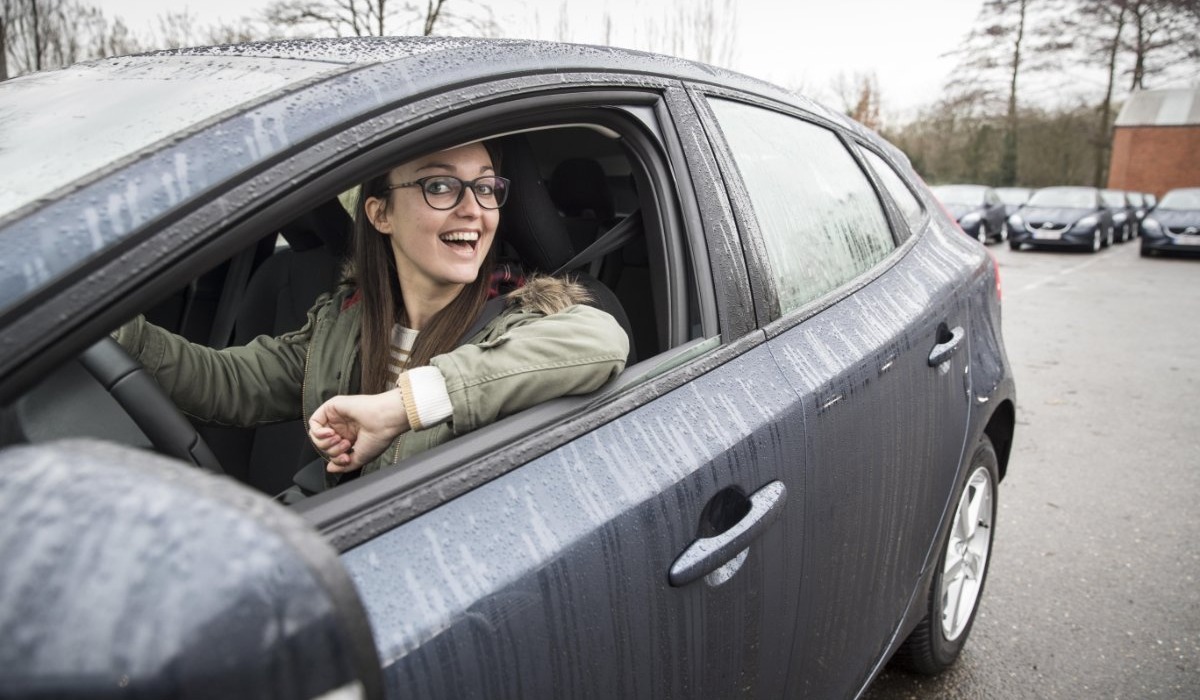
[456,296,509,346]
[552,210,642,277]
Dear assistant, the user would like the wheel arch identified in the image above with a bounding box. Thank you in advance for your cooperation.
[982,399,1015,481]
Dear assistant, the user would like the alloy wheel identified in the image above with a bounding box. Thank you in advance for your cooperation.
[939,465,994,642]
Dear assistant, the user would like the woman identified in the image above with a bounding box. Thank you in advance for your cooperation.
[115,141,629,481]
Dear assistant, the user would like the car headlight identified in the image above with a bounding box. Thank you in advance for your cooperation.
[1141,218,1162,234]
[960,212,981,225]
[1113,213,1127,224]
[1076,215,1099,227]
[1008,214,1023,227]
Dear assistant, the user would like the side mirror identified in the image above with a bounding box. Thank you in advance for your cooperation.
[0,440,381,700]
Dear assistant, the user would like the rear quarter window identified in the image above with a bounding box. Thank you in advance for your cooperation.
[708,99,895,314]
[859,148,925,234]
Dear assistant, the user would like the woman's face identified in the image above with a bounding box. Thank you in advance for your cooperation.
[366,142,498,296]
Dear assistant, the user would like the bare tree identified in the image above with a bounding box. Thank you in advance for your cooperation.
[2,0,143,79]
[262,0,487,38]
[832,71,884,131]
[945,0,1072,185]
[1123,0,1198,89]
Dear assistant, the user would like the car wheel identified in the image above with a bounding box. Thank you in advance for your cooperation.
[894,436,999,675]
[1090,230,1101,252]
[976,223,988,244]
[1009,240,1021,251]
[1105,226,1114,248]
[998,222,1009,242]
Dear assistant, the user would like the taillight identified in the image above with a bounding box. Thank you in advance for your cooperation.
[988,249,1002,301]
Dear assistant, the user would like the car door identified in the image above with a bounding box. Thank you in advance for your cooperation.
[306,85,811,699]
[698,95,974,697]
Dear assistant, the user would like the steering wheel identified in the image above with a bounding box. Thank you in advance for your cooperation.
[79,337,224,474]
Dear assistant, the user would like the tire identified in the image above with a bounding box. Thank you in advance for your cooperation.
[895,436,1000,675]
[1090,230,1101,253]
[1105,226,1114,248]
[976,223,988,244]
[1009,240,1021,251]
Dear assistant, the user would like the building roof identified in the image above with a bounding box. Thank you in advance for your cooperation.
[1115,88,1200,127]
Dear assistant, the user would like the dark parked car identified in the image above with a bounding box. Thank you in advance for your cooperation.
[1127,191,1148,237]
[995,186,1032,220]
[0,38,1016,699]
[931,184,1010,243]
[1141,188,1200,257]
[1101,189,1136,243]
[1008,186,1115,252]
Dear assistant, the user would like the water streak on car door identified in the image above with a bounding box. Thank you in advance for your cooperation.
[339,340,808,698]
[766,228,973,698]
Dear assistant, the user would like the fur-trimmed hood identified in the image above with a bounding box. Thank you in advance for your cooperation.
[507,274,593,316]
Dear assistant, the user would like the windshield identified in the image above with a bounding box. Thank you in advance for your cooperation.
[1157,189,1200,210]
[931,185,986,206]
[1028,188,1096,209]
[995,188,1031,205]
[1101,191,1127,207]
[0,55,339,220]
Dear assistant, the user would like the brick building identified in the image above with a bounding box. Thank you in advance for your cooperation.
[1107,88,1200,198]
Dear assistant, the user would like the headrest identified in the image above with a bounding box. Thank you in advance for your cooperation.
[279,198,352,257]
[550,158,614,221]
[496,135,576,272]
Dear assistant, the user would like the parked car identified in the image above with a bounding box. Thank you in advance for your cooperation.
[0,37,1016,699]
[1127,191,1148,237]
[930,184,1010,243]
[995,186,1033,220]
[1141,187,1200,257]
[1008,186,1115,252]
[1100,189,1136,243]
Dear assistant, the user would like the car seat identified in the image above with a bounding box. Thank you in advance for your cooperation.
[497,135,637,363]
[201,198,352,494]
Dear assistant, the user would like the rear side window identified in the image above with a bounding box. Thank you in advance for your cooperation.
[859,148,924,233]
[708,99,895,314]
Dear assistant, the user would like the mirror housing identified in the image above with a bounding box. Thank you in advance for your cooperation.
[0,440,381,699]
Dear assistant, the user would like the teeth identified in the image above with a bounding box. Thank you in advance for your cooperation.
[439,231,479,242]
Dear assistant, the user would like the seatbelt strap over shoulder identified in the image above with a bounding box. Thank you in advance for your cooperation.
[456,296,509,347]
[552,210,642,277]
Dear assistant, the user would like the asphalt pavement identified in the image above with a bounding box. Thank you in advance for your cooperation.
[864,239,1200,699]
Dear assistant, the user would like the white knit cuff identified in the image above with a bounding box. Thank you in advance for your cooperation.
[398,366,452,431]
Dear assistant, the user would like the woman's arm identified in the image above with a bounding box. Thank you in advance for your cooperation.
[112,299,323,427]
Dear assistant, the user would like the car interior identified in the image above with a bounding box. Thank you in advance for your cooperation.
[1,122,704,500]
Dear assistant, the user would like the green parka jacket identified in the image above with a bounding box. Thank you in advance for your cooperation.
[114,276,629,476]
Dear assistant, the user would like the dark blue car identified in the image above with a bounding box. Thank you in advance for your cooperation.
[1141,188,1200,257]
[0,38,1016,699]
[931,184,1010,244]
[1009,186,1115,252]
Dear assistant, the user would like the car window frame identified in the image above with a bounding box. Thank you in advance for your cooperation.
[0,72,762,551]
[852,139,930,241]
[689,86,915,335]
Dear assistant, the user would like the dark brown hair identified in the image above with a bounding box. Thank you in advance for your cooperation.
[350,141,502,394]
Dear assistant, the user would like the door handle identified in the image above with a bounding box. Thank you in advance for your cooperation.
[669,481,787,587]
[928,325,965,367]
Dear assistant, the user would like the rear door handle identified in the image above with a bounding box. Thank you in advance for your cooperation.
[928,325,965,367]
[669,481,787,587]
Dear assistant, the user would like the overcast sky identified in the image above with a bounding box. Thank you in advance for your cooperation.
[99,0,992,118]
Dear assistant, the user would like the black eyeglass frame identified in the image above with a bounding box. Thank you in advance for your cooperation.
[384,175,510,210]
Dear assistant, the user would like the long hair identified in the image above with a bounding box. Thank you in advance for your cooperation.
[350,141,502,394]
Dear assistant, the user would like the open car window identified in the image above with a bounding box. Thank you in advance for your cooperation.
[0,106,715,516]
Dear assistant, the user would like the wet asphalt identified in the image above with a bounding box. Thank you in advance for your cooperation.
[863,239,1200,699]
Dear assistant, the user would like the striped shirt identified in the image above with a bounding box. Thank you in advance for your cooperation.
[386,324,419,387]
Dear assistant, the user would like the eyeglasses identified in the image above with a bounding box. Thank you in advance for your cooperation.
[385,175,510,210]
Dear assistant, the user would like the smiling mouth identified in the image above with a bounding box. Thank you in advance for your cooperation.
[439,230,479,253]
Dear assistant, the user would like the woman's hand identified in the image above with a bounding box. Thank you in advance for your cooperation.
[308,388,410,473]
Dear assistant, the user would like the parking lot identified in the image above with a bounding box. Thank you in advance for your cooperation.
[865,241,1200,697]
